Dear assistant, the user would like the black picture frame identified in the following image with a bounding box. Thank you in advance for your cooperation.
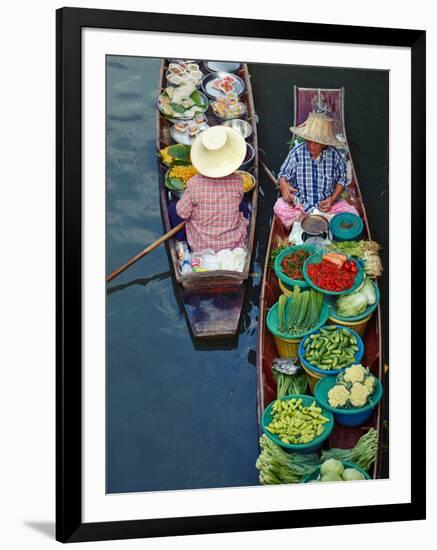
[56,7,426,543]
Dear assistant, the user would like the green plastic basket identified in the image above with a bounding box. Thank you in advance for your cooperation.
[274,245,316,289]
[303,252,364,296]
[327,279,380,322]
[266,297,330,340]
[301,460,371,482]
[261,394,334,454]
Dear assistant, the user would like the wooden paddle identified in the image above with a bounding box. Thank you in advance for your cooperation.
[260,160,279,188]
[106,220,187,283]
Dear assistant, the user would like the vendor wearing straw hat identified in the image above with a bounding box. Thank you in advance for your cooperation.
[168,126,249,253]
[276,112,349,213]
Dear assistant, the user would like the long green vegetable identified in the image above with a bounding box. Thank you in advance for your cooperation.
[273,370,308,398]
[277,288,324,336]
[321,428,378,471]
[256,434,320,484]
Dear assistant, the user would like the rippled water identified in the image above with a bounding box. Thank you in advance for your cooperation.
[106,56,389,493]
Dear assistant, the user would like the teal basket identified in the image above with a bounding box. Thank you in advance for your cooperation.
[328,279,380,322]
[274,245,316,290]
[301,460,371,482]
[261,394,334,454]
[303,252,364,296]
[266,298,330,340]
[329,213,363,242]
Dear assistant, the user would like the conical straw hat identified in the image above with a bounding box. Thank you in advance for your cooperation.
[289,112,344,148]
[190,126,247,178]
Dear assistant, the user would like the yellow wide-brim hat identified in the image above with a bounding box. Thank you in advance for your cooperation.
[190,126,247,178]
[289,112,344,148]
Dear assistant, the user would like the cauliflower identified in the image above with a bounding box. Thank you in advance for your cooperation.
[364,375,376,394]
[343,364,366,384]
[349,382,369,407]
[328,385,350,408]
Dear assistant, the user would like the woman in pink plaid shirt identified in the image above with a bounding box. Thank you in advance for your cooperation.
[168,126,250,253]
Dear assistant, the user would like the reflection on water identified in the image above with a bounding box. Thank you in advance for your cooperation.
[106,56,266,493]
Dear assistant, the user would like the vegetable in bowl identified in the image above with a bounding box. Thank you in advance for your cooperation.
[301,459,370,483]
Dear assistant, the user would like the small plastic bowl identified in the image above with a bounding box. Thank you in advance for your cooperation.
[261,395,334,454]
[314,375,383,427]
[274,245,316,290]
[301,460,371,482]
[298,325,364,377]
[303,252,364,296]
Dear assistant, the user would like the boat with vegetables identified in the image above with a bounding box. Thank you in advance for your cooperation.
[156,60,259,338]
[256,87,385,483]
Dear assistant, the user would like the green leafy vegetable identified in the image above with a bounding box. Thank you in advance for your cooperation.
[321,428,378,471]
[256,434,320,484]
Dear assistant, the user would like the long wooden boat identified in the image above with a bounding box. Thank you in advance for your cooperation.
[257,87,385,478]
[156,61,259,339]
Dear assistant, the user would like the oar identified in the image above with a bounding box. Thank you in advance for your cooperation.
[260,160,279,188]
[106,220,187,283]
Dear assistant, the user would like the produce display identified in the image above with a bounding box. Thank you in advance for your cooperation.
[321,428,378,471]
[316,459,365,482]
[328,240,383,277]
[327,364,377,408]
[265,398,330,445]
[158,84,208,119]
[256,434,320,484]
[277,287,324,336]
[166,62,203,87]
[306,253,358,292]
[302,326,360,371]
[280,248,311,280]
[158,144,191,167]
[165,164,197,193]
[272,358,308,398]
[335,277,376,318]
[211,93,246,119]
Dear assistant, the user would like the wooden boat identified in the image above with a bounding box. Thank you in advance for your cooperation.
[257,87,385,478]
[156,61,259,339]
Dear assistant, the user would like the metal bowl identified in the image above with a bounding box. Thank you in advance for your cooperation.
[221,119,253,139]
[204,61,241,73]
[201,72,245,99]
[239,143,255,170]
[211,100,247,122]
[301,214,329,236]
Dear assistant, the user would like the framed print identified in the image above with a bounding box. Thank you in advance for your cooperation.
[56,7,426,543]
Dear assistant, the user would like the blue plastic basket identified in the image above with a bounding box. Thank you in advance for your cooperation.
[298,325,364,376]
[314,375,383,427]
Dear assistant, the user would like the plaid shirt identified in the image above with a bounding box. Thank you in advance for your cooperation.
[277,142,348,212]
[176,173,248,253]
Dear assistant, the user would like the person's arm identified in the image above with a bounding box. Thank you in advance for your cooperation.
[277,149,298,203]
[319,153,348,212]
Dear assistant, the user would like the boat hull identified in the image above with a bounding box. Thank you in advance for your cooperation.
[257,87,385,479]
[156,61,259,338]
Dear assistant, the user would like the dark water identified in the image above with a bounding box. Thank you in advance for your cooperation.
[106,56,389,493]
